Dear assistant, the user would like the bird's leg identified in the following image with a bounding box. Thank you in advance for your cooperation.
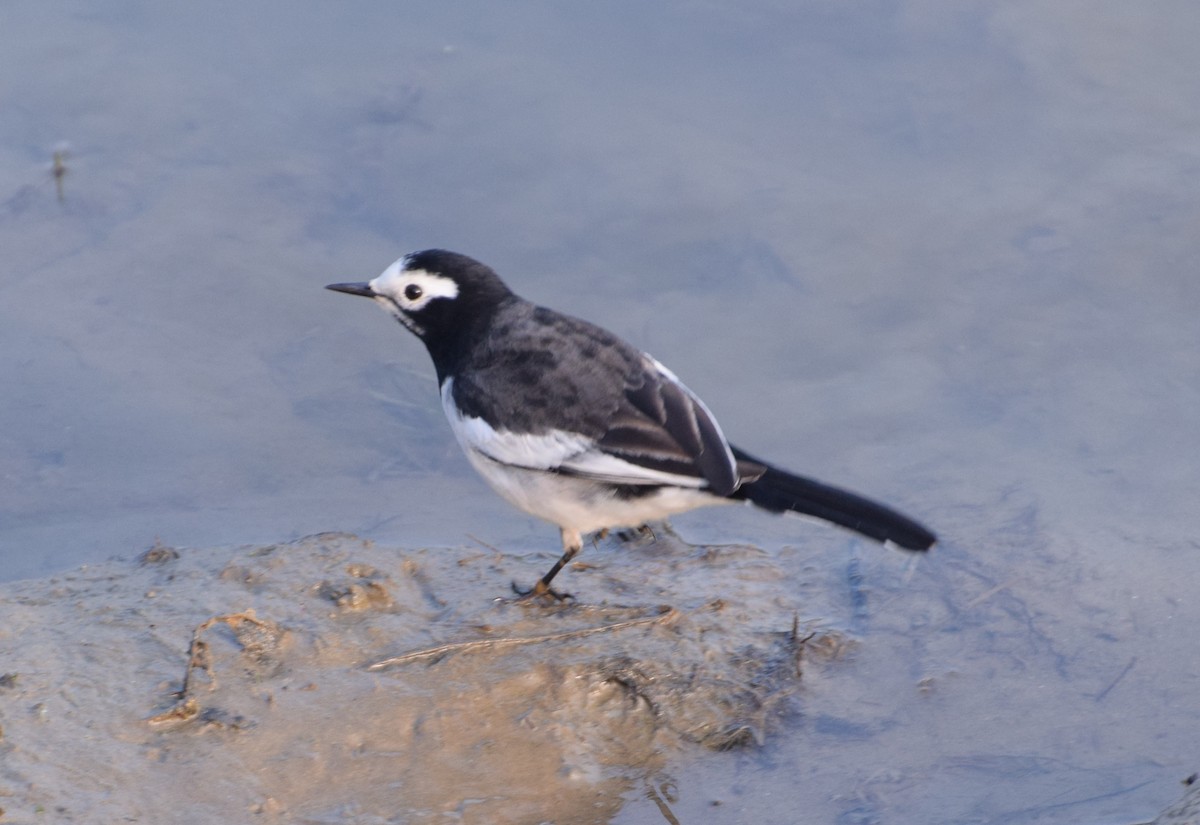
[615,523,657,544]
[513,528,582,601]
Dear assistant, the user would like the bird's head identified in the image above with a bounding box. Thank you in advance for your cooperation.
[327,250,514,344]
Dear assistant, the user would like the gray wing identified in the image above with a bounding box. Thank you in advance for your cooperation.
[593,355,749,496]
[453,302,754,494]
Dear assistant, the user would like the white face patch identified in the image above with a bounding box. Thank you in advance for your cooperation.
[366,258,460,333]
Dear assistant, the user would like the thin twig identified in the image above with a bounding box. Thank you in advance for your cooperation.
[368,605,677,670]
[645,781,682,825]
[963,578,1018,610]
[1094,656,1136,702]
[465,533,504,554]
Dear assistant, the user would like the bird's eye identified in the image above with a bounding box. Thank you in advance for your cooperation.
[404,283,423,301]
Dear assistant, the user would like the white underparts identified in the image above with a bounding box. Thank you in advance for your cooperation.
[439,379,730,534]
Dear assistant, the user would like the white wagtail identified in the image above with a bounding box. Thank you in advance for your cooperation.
[328,249,935,598]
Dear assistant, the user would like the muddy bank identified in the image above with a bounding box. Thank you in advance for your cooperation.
[0,531,852,823]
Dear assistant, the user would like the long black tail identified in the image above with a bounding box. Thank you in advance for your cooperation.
[729,446,936,551]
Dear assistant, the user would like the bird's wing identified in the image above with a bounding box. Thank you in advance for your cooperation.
[442,357,746,493]
[442,377,710,488]
[445,303,746,494]
[591,356,743,496]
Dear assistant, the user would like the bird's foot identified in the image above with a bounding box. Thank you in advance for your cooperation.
[510,579,574,603]
[614,524,658,544]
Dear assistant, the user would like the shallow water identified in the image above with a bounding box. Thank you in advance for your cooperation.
[1,2,1198,822]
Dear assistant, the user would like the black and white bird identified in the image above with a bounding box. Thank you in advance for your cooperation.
[328,250,935,598]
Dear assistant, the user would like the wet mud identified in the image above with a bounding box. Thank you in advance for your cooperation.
[0,531,850,823]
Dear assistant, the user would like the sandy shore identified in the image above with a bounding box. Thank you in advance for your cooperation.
[0,531,839,823]
[2,531,1195,824]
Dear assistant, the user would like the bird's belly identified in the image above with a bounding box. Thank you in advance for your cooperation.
[463,449,729,533]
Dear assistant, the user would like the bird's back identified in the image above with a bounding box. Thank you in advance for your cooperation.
[448,300,644,439]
